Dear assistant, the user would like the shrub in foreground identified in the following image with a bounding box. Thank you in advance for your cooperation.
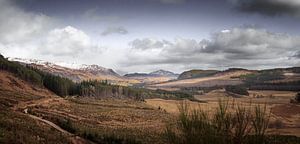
[165,100,277,144]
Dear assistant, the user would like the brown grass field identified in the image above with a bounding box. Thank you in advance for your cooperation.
[146,89,300,137]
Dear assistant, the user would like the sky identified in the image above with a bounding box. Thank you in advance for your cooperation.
[0,0,300,74]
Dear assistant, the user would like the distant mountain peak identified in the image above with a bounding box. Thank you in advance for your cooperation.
[149,69,178,77]
[79,64,119,76]
[125,69,178,78]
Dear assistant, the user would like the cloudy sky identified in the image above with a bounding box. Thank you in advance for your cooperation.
[0,0,300,74]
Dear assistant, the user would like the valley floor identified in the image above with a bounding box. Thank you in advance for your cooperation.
[146,89,300,137]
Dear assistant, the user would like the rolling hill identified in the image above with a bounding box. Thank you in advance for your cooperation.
[124,69,178,84]
[178,69,219,80]
[148,69,253,89]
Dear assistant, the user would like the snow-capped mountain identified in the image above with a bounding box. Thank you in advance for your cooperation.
[125,69,178,78]
[124,69,178,84]
[8,58,117,73]
[78,64,120,76]
[7,58,177,84]
[8,57,121,82]
[149,69,178,77]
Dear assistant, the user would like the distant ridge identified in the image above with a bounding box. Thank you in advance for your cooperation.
[124,69,178,78]
[178,69,219,80]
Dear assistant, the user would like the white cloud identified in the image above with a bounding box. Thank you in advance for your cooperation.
[124,27,300,71]
[130,38,166,50]
[42,26,98,57]
[0,0,104,64]
[0,0,54,58]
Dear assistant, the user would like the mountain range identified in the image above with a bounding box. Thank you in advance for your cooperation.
[8,58,179,85]
[124,69,178,78]
[7,57,300,89]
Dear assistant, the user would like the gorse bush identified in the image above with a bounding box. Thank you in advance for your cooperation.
[165,100,272,144]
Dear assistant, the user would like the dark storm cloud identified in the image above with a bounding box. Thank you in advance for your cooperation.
[101,27,128,36]
[232,0,300,17]
[124,27,300,69]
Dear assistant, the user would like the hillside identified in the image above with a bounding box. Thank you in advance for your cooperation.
[0,54,174,143]
[0,68,173,144]
[124,69,178,84]
[0,70,75,143]
[149,69,179,77]
[9,58,139,85]
[241,67,300,91]
[178,69,219,80]
[0,65,172,144]
[149,69,253,89]
[147,67,300,92]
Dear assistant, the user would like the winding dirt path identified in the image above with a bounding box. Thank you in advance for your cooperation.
[28,114,89,144]
[12,96,92,144]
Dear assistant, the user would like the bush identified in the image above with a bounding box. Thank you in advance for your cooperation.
[82,130,141,144]
[225,85,249,96]
[165,100,273,144]
[56,118,76,133]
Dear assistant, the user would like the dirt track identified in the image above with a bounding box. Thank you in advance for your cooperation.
[12,96,91,144]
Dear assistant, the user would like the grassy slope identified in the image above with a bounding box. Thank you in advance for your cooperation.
[29,97,173,144]
[178,69,219,80]
[0,71,70,144]
[0,70,173,144]
[0,105,69,144]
